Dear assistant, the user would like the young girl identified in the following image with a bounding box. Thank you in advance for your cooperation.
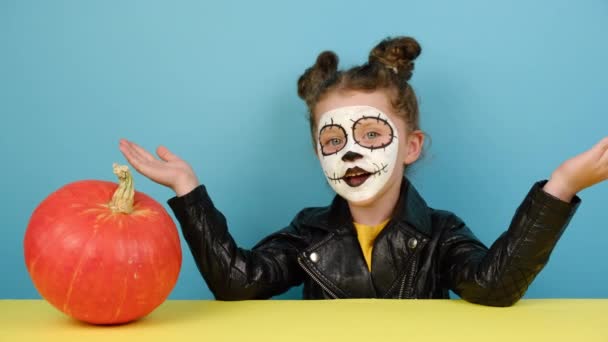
[119,36,608,306]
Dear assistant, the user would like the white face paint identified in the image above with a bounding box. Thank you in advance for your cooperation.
[317,105,399,203]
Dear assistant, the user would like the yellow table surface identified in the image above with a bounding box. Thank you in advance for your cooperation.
[1,299,607,342]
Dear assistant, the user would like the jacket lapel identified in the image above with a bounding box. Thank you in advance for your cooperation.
[300,177,433,298]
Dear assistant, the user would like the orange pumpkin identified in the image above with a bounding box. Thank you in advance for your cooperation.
[24,164,182,324]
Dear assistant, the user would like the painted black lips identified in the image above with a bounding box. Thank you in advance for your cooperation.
[326,164,389,187]
[343,167,372,187]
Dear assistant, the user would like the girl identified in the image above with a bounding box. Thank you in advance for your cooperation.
[119,36,608,306]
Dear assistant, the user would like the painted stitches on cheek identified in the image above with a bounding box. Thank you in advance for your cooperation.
[319,118,348,156]
[351,114,396,151]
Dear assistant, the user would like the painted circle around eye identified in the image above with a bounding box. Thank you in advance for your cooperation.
[352,115,394,150]
[319,123,348,156]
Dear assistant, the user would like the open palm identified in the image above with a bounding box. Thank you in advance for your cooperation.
[119,139,199,196]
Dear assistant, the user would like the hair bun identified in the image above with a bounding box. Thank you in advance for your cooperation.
[315,51,339,73]
[298,51,339,103]
[369,36,421,81]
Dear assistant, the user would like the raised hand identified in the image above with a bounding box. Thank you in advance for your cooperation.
[543,137,608,202]
[119,139,199,196]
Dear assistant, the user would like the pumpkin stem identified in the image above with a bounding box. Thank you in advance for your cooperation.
[108,163,134,214]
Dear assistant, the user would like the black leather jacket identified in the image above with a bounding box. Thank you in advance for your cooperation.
[168,177,580,306]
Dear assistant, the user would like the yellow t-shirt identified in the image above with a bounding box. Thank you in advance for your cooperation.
[353,219,390,271]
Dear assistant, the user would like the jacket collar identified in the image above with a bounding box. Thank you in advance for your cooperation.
[310,177,433,236]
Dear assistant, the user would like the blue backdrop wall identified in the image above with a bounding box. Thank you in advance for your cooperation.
[1,0,607,299]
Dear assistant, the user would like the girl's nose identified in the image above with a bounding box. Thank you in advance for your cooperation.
[342,151,363,162]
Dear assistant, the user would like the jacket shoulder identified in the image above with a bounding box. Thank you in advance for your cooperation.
[251,205,331,250]
[429,208,465,232]
[291,205,332,227]
[428,207,489,251]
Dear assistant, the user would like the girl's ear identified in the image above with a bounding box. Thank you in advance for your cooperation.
[403,130,424,165]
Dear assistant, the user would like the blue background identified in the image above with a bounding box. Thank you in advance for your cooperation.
[1,0,606,300]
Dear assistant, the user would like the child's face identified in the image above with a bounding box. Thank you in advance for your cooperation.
[313,90,423,205]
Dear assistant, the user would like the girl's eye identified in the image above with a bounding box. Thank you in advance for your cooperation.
[319,123,347,155]
[352,116,393,150]
[330,138,342,146]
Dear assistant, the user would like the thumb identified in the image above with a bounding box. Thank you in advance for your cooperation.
[156,145,180,162]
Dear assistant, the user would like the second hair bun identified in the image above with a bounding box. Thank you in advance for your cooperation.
[369,36,421,81]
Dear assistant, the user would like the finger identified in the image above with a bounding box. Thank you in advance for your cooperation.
[119,138,132,153]
[120,144,169,182]
[120,139,144,161]
[156,145,181,162]
[600,139,608,167]
[119,141,148,171]
[582,136,608,162]
[592,136,608,152]
[127,140,157,162]
[597,138,608,181]
[120,141,173,178]
[592,137,608,164]
[120,141,161,172]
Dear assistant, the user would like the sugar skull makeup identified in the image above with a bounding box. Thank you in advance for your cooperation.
[317,105,399,203]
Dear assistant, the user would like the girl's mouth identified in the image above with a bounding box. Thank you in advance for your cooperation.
[325,164,389,187]
[343,167,372,187]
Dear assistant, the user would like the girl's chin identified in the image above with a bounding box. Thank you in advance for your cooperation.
[342,177,401,207]
[344,193,381,207]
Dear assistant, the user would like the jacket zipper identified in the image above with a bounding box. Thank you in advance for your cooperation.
[399,256,418,298]
[297,232,341,299]
[297,256,340,299]
[398,237,428,299]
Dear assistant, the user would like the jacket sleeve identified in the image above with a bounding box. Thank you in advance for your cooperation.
[439,180,581,307]
[167,185,306,300]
